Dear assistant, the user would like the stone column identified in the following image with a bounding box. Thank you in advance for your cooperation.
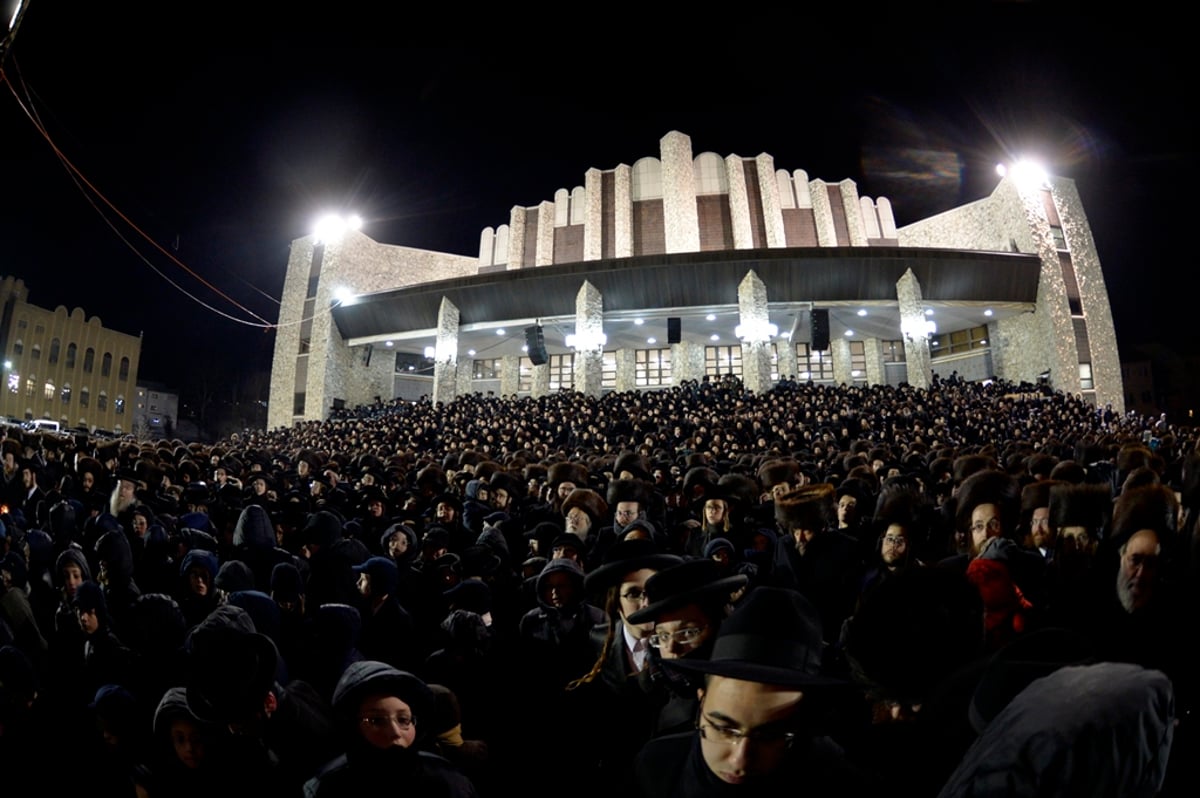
[863,338,885,387]
[432,297,460,405]
[831,336,852,386]
[839,179,869,246]
[726,155,754,249]
[756,153,786,248]
[615,348,637,392]
[614,164,633,258]
[535,201,555,266]
[572,281,605,397]
[506,206,527,269]
[810,180,838,246]
[660,131,700,254]
[738,270,774,395]
[584,167,604,261]
[500,355,520,397]
[897,268,933,390]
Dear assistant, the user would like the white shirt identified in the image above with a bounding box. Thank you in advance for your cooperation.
[624,622,649,673]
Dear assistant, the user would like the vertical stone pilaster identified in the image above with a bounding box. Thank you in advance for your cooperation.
[726,155,754,249]
[573,281,604,397]
[432,297,460,406]
[738,271,773,394]
[500,355,520,397]
[839,179,868,246]
[776,337,798,380]
[531,364,550,398]
[831,336,852,386]
[583,168,604,262]
[897,268,932,390]
[660,131,700,254]
[456,360,474,397]
[507,206,526,269]
[671,340,705,385]
[614,348,636,392]
[535,201,555,267]
[756,154,786,248]
[614,164,633,258]
[863,338,885,387]
[810,180,838,246]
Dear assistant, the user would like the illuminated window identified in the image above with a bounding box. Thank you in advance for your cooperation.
[601,351,616,390]
[115,395,125,415]
[473,359,501,379]
[882,340,906,363]
[794,343,834,381]
[518,357,534,393]
[636,348,672,387]
[1079,363,1094,390]
[548,354,574,392]
[62,383,71,404]
[25,377,35,398]
[6,372,17,393]
[929,325,989,358]
[705,346,742,377]
[44,381,54,401]
[849,341,867,382]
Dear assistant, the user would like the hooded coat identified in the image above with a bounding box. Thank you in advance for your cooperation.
[305,660,477,798]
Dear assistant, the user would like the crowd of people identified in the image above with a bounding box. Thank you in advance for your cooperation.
[0,372,1195,796]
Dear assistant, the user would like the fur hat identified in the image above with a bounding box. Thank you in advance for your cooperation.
[1110,484,1178,547]
[561,488,608,523]
[614,451,650,481]
[606,478,651,508]
[1048,482,1112,532]
[955,470,1021,540]
[758,458,800,490]
[774,483,836,532]
[547,461,589,490]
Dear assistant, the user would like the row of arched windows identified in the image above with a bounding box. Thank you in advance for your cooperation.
[10,337,130,379]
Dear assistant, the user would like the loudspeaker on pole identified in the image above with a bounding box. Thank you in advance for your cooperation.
[525,325,548,366]
[667,317,681,344]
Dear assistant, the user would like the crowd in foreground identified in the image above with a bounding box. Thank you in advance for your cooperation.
[0,372,1195,796]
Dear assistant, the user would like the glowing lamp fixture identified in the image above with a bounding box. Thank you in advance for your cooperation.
[901,319,938,341]
[332,286,356,306]
[734,320,778,343]
[997,159,1050,191]
[313,213,362,244]
[565,331,607,351]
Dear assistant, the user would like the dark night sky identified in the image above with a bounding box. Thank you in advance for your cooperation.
[1,7,1193,400]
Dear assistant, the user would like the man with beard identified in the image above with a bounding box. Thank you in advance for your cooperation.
[770,483,862,645]
[561,487,609,568]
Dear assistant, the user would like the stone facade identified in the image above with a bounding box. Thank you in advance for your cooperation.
[267,132,1125,426]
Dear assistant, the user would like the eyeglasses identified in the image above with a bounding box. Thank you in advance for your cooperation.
[620,588,649,603]
[696,719,796,749]
[970,518,1002,535]
[360,714,415,731]
[647,626,706,648]
[882,535,908,547]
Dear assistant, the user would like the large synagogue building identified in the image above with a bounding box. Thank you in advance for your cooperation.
[267,131,1121,430]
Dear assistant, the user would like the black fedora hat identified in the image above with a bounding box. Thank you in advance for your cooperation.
[626,559,747,625]
[583,538,682,594]
[665,586,841,688]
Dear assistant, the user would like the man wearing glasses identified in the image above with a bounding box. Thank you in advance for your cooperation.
[634,586,863,796]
